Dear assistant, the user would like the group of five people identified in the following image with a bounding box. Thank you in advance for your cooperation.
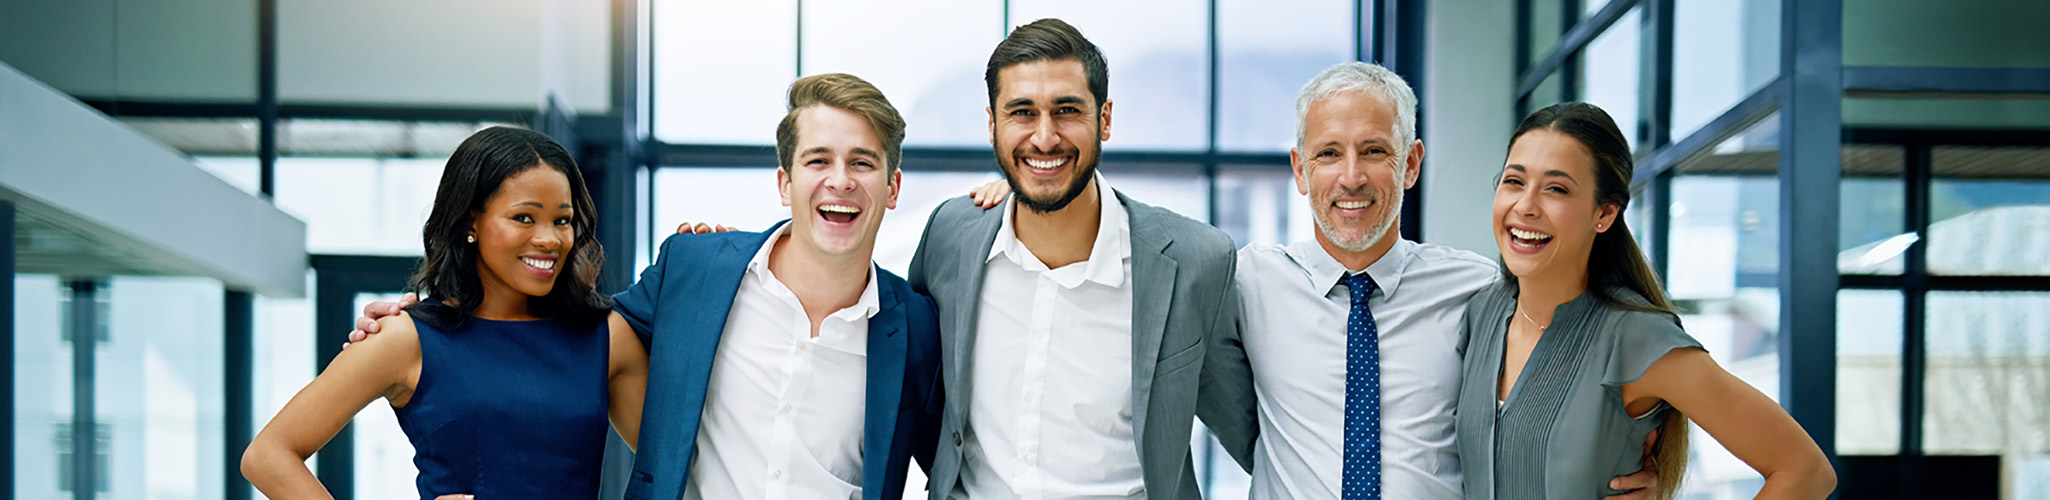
[241,17,1836,500]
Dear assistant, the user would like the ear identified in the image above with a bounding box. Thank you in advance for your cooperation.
[1595,201,1622,234]
[986,105,997,146]
[1401,139,1425,190]
[886,169,903,210]
[1289,147,1310,195]
[1097,99,1113,142]
[777,167,793,207]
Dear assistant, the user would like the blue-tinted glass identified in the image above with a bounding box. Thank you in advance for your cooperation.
[1216,0,1352,152]
[652,0,799,145]
[1669,0,1779,142]
[801,0,1001,147]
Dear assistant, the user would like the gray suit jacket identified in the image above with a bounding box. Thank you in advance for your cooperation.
[908,191,1255,499]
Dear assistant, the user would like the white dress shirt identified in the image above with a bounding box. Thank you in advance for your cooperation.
[685,224,880,500]
[1237,238,1498,500]
[953,177,1146,499]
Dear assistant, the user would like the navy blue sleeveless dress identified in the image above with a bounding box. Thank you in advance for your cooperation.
[393,309,610,499]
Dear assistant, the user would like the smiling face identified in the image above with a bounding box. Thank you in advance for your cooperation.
[780,104,900,258]
[989,58,1110,214]
[1291,90,1420,257]
[470,166,576,302]
[1493,128,1620,283]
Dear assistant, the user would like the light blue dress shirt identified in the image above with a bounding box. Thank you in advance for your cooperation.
[1237,238,1498,499]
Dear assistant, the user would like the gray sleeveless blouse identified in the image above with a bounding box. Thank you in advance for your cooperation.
[1453,282,1701,499]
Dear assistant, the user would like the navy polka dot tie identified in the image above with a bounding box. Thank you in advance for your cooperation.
[1340,273,1381,499]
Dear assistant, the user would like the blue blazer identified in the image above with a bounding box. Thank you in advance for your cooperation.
[613,223,945,500]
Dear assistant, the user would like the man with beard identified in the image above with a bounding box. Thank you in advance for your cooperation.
[908,18,1246,500]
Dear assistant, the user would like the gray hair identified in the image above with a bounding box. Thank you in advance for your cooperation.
[1294,62,1418,156]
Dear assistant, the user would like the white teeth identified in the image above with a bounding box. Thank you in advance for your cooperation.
[521,257,556,270]
[1024,158,1066,170]
[1334,200,1369,210]
[1508,228,1552,241]
[819,205,861,214]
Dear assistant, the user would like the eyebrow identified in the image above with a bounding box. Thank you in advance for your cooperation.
[1504,164,1579,183]
[1003,95,1089,108]
[800,146,881,159]
[513,201,574,209]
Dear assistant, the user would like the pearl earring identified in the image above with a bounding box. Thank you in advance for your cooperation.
[466,235,475,243]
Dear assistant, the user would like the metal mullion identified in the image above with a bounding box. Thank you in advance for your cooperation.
[1515,0,1642,100]
[69,280,100,500]
[1777,0,1843,462]
[1900,141,1931,457]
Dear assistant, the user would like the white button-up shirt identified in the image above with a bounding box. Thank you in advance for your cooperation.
[954,177,1145,499]
[685,224,879,500]
[1237,238,1498,500]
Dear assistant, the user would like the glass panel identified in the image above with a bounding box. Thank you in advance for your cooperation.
[1215,167,1314,248]
[100,276,226,498]
[14,274,68,498]
[273,158,446,256]
[1215,0,1353,152]
[799,0,1001,147]
[1843,0,2050,68]
[1525,0,1565,70]
[1837,145,1906,275]
[1670,0,1780,142]
[651,0,799,144]
[251,284,316,500]
[1527,72,1564,116]
[1008,0,1210,150]
[1837,289,1902,456]
[1577,6,1642,149]
[1667,115,1781,498]
[1922,291,2050,498]
[1102,167,1212,224]
[192,156,264,197]
[1927,145,2050,276]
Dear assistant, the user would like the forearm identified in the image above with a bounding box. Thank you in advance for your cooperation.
[241,441,334,500]
[1752,456,1837,500]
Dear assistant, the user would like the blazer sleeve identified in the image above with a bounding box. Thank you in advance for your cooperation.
[1198,249,1260,473]
[612,233,683,348]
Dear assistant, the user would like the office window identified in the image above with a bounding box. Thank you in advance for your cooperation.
[799,0,1002,147]
[101,276,227,499]
[1669,0,1779,142]
[1576,6,1642,149]
[1215,0,1354,152]
[1922,291,2050,496]
[651,0,799,145]
[1927,146,2050,276]
[273,158,446,256]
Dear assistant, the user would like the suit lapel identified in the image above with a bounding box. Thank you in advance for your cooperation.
[1122,194,1177,454]
[672,233,759,497]
[864,272,907,493]
[949,199,1006,421]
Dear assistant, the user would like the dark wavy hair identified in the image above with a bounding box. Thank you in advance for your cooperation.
[405,126,610,329]
[985,18,1109,109]
[1506,101,1687,499]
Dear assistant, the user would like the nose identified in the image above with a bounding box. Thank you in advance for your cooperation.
[1511,184,1541,217]
[532,224,564,251]
[825,160,859,192]
[1029,114,1059,152]
[1336,152,1370,190]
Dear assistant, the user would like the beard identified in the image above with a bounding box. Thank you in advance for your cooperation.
[1312,183,1404,253]
[1000,153,1099,215]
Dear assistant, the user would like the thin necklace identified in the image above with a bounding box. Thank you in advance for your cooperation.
[1518,305,1549,331]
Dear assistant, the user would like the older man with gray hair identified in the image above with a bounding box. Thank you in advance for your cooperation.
[1197,61,1661,500]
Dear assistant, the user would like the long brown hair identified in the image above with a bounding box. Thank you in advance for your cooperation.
[1507,102,1688,498]
[406,126,611,330]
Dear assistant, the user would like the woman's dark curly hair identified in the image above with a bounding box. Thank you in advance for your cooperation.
[405,126,611,329]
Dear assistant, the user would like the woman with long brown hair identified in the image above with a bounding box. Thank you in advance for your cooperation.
[1454,102,1835,499]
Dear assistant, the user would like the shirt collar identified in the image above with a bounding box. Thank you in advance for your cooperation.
[987,172,1130,288]
[750,222,884,321]
[1287,237,1415,301]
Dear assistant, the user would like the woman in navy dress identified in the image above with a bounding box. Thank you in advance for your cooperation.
[242,126,650,499]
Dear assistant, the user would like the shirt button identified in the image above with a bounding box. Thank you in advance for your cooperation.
[799,343,809,351]
[781,404,792,413]
[953,432,963,446]
[773,469,783,479]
